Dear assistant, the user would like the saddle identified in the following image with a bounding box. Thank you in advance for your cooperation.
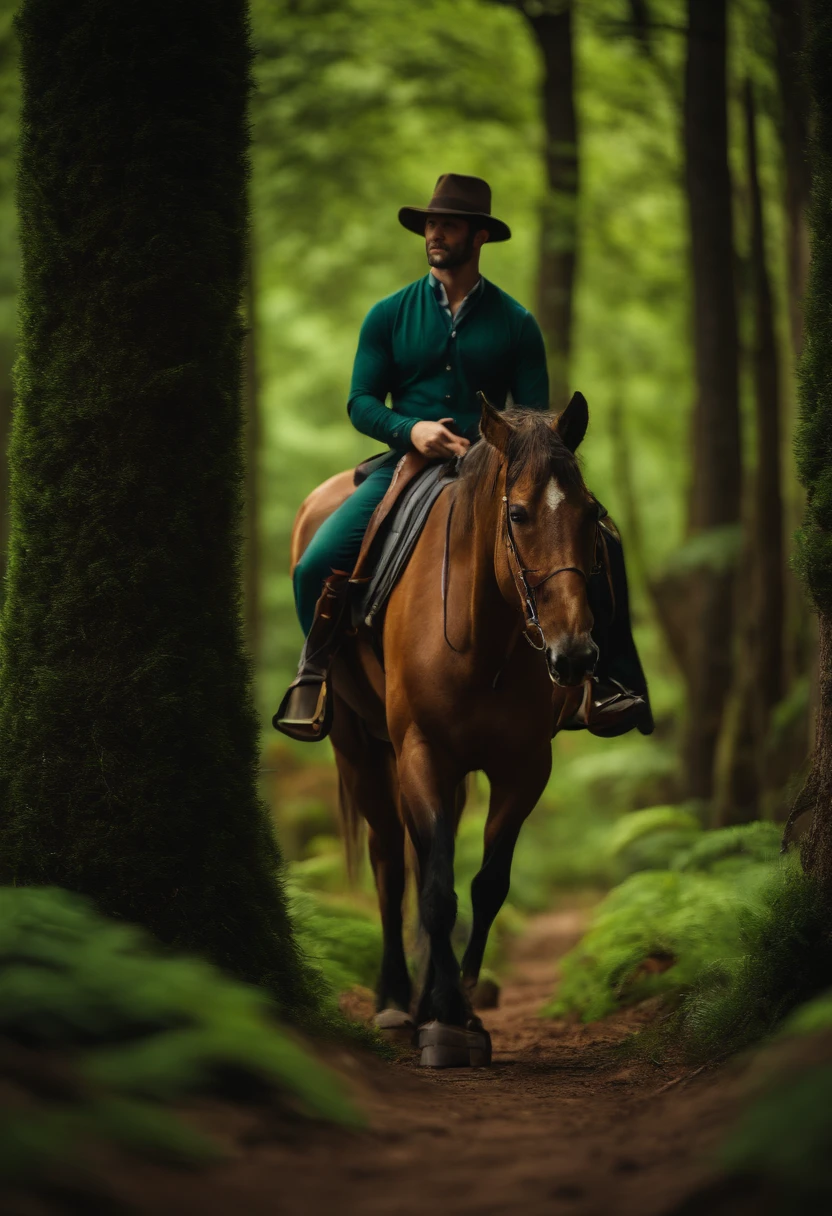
[273,450,458,742]
[351,456,458,631]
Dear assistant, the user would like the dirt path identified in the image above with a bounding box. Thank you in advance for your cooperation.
[84,907,750,1216]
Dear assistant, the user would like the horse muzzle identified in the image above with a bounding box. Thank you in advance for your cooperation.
[546,636,599,687]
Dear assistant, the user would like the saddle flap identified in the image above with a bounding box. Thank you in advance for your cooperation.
[351,457,457,631]
[351,451,432,583]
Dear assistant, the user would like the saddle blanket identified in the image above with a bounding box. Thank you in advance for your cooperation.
[351,460,458,631]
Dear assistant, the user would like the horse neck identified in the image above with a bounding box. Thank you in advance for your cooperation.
[449,477,516,657]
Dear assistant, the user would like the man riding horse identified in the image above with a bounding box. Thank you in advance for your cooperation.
[275,174,652,742]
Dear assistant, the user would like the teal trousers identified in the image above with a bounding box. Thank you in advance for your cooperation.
[294,460,396,635]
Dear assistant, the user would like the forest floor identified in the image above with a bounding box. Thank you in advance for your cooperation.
[26,904,762,1216]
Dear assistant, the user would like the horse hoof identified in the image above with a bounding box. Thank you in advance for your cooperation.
[417,1020,492,1069]
[373,1008,415,1033]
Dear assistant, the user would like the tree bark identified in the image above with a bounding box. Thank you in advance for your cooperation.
[0,0,315,1017]
[716,80,787,827]
[794,0,832,891]
[746,80,785,733]
[524,2,578,409]
[682,0,742,802]
[243,246,261,668]
[769,0,811,362]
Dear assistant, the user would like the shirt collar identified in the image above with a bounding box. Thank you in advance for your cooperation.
[429,272,484,319]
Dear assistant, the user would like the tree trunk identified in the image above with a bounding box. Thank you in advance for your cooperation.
[746,78,785,750]
[715,81,787,826]
[769,0,815,774]
[770,0,811,363]
[525,2,578,409]
[243,245,261,668]
[0,0,315,1018]
[0,358,12,577]
[794,0,832,889]
[682,0,742,803]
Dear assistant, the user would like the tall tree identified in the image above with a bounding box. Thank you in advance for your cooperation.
[715,80,786,825]
[243,246,261,667]
[682,0,742,803]
[528,1,578,408]
[0,9,19,578]
[791,0,832,882]
[0,0,314,1017]
[769,0,810,362]
[494,0,578,406]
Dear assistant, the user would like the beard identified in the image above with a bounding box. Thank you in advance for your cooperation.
[426,229,476,269]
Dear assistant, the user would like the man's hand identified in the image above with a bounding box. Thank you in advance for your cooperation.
[410,418,470,459]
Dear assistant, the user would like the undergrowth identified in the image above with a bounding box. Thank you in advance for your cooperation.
[718,991,832,1210]
[546,813,832,1067]
[0,886,361,1187]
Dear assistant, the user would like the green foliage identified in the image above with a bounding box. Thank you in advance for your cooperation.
[0,0,316,1014]
[677,859,832,1060]
[794,0,832,611]
[717,994,832,1208]
[289,882,383,995]
[604,804,703,873]
[0,887,361,1184]
[546,823,788,1024]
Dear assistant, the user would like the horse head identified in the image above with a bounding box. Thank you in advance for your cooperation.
[478,392,599,687]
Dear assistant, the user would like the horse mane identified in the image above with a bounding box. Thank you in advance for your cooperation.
[455,407,585,529]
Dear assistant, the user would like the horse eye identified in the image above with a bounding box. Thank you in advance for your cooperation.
[509,505,529,524]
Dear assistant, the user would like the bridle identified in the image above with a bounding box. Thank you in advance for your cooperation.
[501,492,606,654]
[441,475,608,666]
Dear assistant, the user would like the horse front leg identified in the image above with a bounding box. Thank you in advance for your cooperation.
[461,748,552,993]
[396,726,469,1029]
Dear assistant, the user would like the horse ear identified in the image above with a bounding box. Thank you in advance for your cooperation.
[554,391,588,452]
[478,391,513,452]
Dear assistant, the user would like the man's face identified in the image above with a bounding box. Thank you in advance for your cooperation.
[425,216,489,269]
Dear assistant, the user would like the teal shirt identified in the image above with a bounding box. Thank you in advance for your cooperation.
[347,274,550,452]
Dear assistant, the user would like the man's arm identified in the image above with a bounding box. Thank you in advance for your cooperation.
[347,302,419,452]
[510,312,550,411]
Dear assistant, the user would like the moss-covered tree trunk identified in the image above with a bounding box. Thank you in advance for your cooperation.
[0,0,315,1018]
[682,0,742,803]
[793,1,832,884]
[243,245,262,668]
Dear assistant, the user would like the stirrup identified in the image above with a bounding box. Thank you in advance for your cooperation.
[273,676,333,743]
[562,676,651,739]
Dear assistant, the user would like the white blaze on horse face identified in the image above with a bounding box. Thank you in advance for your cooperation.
[545,480,565,512]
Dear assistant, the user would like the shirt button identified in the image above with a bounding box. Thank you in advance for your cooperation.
[451,331,457,338]
[445,394,451,400]
[392,431,399,439]
[446,365,452,371]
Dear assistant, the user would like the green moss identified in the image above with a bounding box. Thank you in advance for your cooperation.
[794,0,832,610]
[677,860,832,1060]
[0,887,361,1185]
[0,0,316,1016]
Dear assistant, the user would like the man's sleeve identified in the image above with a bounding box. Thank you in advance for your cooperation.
[510,312,550,411]
[347,302,419,452]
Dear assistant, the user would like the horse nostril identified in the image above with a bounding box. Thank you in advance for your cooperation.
[549,640,598,686]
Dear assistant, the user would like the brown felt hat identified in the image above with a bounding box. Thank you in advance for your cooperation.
[398,174,511,243]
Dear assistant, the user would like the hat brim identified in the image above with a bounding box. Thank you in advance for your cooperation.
[398,206,511,243]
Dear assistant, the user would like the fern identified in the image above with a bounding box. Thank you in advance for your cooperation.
[0,886,362,1186]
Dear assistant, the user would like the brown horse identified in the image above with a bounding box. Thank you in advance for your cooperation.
[291,394,600,1051]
